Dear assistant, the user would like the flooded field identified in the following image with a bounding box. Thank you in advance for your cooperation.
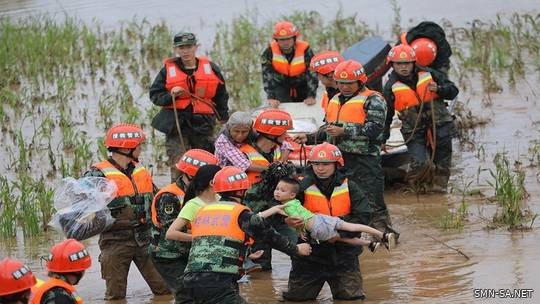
[1,1,539,303]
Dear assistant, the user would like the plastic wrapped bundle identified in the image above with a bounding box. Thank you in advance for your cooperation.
[49,177,117,240]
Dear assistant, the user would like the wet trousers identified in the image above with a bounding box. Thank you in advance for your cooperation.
[98,238,170,300]
[342,153,394,233]
[151,256,188,304]
[177,280,245,304]
[404,121,454,188]
[165,130,215,182]
[283,257,365,301]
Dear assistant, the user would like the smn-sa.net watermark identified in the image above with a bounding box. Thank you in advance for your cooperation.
[474,289,534,299]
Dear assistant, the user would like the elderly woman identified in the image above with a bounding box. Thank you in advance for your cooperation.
[214,111,292,173]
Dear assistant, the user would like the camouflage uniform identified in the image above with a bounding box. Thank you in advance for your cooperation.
[283,167,372,301]
[84,161,169,300]
[149,58,229,181]
[307,90,395,232]
[178,202,299,304]
[243,184,298,270]
[383,67,459,189]
[261,45,318,103]
[148,179,191,303]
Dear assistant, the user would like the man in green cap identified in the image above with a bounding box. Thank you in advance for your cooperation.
[150,32,230,181]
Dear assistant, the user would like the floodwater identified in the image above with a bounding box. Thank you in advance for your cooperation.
[1,1,540,303]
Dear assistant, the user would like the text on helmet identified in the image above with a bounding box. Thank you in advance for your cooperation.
[112,132,142,139]
[11,265,31,280]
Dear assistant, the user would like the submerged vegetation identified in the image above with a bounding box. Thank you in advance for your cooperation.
[487,153,535,230]
[0,11,539,238]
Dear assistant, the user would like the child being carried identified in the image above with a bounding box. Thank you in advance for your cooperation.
[259,177,396,251]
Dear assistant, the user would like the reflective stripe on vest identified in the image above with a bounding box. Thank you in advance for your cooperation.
[270,40,309,77]
[151,183,185,228]
[391,71,439,112]
[30,278,83,304]
[303,179,351,217]
[92,161,153,197]
[320,90,329,112]
[163,56,220,114]
[325,89,378,124]
[239,144,282,184]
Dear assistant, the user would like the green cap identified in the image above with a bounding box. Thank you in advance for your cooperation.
[173,32,197,46]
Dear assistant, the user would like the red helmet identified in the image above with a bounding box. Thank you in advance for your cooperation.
[0,258,36,296]
[273,21,299,39]
[310,51,345,75]
[410,37,437,66]
[386,44,416,64]
[308,142,344,166]
[47,239,92,273]
[105,123,146,149]
[213,166,251,193]
[333,60,368,84]
[253,109,293,136]
[176,149,219,176]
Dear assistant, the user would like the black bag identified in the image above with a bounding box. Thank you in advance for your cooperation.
[402,21,452,71]
[342,36,391,92]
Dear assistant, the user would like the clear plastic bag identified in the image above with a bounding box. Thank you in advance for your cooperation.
[49,177,117,240]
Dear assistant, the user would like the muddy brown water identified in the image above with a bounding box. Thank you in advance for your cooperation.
[1,1,540,303]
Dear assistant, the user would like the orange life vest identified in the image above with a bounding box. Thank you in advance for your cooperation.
[270,40,309,77]
[325,89,379,124]
[164,56,221,114]
[30,278,83,304]
[239,144,282,184]
[92,160,153,197]
[151,183,185,228]
[191,202,249,242]
[391,71,439,112]
[320,90,329,111]
[303,178,351,217]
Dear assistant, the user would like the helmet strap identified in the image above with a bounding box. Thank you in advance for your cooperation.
[259,133,282,146]
[108,147,139,162]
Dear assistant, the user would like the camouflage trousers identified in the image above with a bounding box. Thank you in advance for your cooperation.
[98,238,170,300]
[251,222,298,271]
[165,130,215,182]
[404,121,454,189]
[342,153,395,234]
[150,256,188,304]
[283,258,365,301]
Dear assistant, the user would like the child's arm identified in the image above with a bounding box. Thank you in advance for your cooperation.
[257,205,287,218]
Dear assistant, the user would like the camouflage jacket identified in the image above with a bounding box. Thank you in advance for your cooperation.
[185,206,298,277]
[308,90,387,156]
[383,66,459,140]
[261,45,318,101]
[149,180,191,259]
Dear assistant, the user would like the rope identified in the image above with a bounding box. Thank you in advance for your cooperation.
[186,92,223,121]
[384,81,439,185]
[171,94,187,152]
